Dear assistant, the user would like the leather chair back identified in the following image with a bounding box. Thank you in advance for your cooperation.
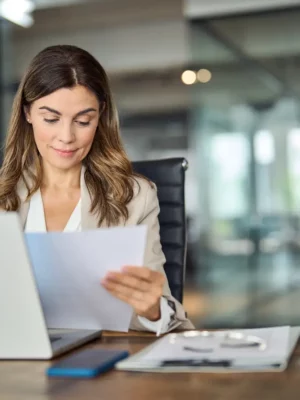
[132,158,188,303]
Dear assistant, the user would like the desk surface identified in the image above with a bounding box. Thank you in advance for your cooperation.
[1,331,300,400]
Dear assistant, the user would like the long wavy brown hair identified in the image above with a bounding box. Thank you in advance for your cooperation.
[0,44,138,226]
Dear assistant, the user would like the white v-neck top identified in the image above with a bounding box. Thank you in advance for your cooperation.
[25,189,81,233]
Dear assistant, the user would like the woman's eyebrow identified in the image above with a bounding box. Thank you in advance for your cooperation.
[38,106,97,117]
[39,106,61,115]
[75,108,97,117]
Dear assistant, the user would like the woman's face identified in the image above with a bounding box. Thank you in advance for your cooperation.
[26,85,100,171]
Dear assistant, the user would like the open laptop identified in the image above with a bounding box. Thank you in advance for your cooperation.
[0,212,101,360]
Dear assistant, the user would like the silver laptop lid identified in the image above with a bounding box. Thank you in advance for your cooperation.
[0,212,52,359]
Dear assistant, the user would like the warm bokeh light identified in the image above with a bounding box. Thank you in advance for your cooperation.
[197,68,212,83]
[181,70,197,85]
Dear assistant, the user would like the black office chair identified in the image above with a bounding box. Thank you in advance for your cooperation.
[132,158,188,303]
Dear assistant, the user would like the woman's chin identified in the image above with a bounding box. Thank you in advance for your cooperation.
[43,157,82,171]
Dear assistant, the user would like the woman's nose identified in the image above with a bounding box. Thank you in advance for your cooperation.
[57,123,75,143]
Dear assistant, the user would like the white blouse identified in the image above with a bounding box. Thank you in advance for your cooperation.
[25,189,81,232]
[24,189,174,335]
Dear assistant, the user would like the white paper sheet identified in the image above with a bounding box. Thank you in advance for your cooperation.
[25,225,147,332]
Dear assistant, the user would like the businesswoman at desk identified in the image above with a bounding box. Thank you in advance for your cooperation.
[0,45,193,335]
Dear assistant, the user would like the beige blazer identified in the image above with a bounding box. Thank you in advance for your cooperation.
[17,173,194,332]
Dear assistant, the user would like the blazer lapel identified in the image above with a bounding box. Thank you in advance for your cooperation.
[16,179,30,229]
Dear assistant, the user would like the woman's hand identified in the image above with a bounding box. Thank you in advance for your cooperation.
[101,266,165,321]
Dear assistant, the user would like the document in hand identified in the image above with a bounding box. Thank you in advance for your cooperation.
[116,326,300,372]
[25,225,147,332]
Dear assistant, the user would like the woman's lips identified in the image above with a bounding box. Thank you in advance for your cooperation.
[52,148,78,158]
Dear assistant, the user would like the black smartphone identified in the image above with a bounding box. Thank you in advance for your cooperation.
[46,348,129,378]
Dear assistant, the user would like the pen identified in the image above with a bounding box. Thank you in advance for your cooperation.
[161,359,232,367]
[183,342,262,352]
[160,360,281,369]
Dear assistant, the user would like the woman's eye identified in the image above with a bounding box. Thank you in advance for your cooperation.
[44,118,58,124]
[43,118,90,126]
[77,121,90,126]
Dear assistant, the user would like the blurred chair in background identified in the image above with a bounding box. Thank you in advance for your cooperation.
[132,157,188,303]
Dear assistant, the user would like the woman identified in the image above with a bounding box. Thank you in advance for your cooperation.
[0,45,193,334]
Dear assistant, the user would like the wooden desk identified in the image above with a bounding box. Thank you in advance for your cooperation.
[1,331,300,400]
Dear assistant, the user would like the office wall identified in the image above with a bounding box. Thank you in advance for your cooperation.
[11,0,187,79]
[184,0,300,18]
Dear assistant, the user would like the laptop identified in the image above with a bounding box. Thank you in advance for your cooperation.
[0,212,101,360]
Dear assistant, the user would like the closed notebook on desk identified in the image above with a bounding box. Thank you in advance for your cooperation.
[116,326,300,373]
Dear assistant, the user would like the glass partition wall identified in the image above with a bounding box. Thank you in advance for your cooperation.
[187,8,300,328]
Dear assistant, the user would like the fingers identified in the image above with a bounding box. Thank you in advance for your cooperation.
[110,290,160,320]
[103,278,161,317]
[102,274,163,302]
[103,271,151,293]
[102,277,145,301]
[121,266,165,286]
[101,266,164,320]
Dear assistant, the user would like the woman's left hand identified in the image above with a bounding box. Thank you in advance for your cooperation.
[101,266,165,321]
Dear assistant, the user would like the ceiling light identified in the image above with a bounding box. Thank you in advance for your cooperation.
[0,0,35,28]
[197,69,212,83]
[181,70,197,85]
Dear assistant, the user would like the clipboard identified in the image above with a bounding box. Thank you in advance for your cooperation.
[116,327,300,373]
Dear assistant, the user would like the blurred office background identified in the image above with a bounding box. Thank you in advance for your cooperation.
[2,0,300,329]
